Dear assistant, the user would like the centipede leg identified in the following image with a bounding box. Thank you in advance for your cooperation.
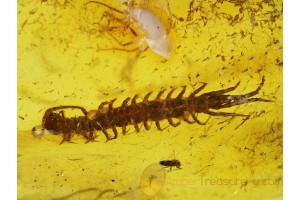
[100,128,111,142]
[204,110,250,129]
[132,94,139,104]
[167,88,176,99]
[134,124,140,132]
[215,78,270,107]
[109,98,117,110]
[143,92,153,103]
[155,121,164,131]
[191,113,208,125]
[112,126,118,139]
[98,101,109,110]
[177,86,186,98]
[189,83,207,97]
[156,89,166,100]
[122,126,127,135]
[60,132,72,145]
[87,128,98,143]
[144,121,151,130]
[122,97,131,107]
[168,118,180,127]
[201,81,240,97]
[183,117,195,124]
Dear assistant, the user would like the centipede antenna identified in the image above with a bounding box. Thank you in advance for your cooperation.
[43,106,88,118]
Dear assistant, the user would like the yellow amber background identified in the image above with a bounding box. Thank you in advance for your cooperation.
[18,0,282,199]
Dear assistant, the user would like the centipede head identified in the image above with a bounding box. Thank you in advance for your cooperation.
[31,111,62,138]
[42,110,65,134]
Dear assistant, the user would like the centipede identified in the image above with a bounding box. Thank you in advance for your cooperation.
[32,77,271,144]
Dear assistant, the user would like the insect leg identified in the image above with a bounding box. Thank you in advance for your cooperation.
[97,45,141,52]
[107,32,136,46]
[98,30,145,52]
[85,1,124,14]
[189,83,207,97]
[156,89,166,100]
[167,88,176,99]
[177,86,186,98]
[168,118,180,127]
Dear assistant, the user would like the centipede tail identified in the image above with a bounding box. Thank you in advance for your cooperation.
[33,77,271,143]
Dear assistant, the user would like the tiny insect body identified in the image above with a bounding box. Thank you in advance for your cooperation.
[85,0,174,58]
[128,7,173,58]
[159,159,181,170]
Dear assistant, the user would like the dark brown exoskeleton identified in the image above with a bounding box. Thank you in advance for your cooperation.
[159,159,181,170]
[32,77,271,144]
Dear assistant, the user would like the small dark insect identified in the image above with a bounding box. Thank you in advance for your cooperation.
[159,159,181,170]
[18,116,25,120]
[32,77,271,144]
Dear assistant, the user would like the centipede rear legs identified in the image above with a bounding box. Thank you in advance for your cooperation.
[202,77,272,129]
[205,110,250,130]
